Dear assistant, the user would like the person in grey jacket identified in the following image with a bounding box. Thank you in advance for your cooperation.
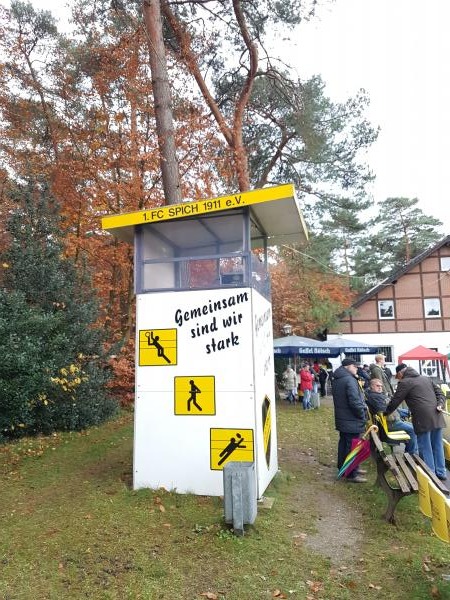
[385,363,447,480]
[332,358,369,483]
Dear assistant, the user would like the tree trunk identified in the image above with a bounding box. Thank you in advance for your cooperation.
[142,0,182,205]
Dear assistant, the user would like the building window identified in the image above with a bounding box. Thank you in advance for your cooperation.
[424,298,441,318]
[378,300,395,319]
[378,346,393,363]
[440,257,450,271]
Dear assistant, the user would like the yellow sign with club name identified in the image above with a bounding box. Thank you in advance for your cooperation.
[139,328,177,366]
[210,428,254,470]
[174,376,215,415]
[102,184,294,231]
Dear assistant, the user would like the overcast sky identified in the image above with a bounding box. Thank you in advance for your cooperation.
[4,0,450,233]
[290,0,450,233]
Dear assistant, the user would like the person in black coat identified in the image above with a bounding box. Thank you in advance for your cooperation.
[332,358,368,483]
[356,364,371,390]
[386,364,447,479]
[318,365,328,397]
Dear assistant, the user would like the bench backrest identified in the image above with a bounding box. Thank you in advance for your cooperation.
[372,412,410,444]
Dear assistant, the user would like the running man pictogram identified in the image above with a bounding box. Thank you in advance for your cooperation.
[145,331,171,364]
[218,433,246,466]
[174,376,215,415]
[187,379,202,412]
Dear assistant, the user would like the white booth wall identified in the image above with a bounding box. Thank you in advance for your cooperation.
[133,286,278,496]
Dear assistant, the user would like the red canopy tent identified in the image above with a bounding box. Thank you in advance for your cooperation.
[398,345,450,381]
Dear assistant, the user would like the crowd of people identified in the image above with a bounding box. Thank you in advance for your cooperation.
[331,354,448,483]
[282,360,331,410]
[282,353,448,484]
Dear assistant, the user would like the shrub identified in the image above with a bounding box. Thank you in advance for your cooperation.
[0,179,118,440]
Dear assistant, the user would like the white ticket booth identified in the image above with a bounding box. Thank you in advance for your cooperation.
[102,184,308,496]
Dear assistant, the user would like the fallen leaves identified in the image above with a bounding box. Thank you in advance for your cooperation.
[368,583,382,590]
[430,585,440,598]
[292,532,307,547]
[306,580,323,593]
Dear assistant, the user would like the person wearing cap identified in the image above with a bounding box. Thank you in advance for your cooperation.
[385,363,447,480]
[332,358,369,483]
[369,354,394,396]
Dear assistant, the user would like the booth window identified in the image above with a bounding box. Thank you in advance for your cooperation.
[134,209,270,298]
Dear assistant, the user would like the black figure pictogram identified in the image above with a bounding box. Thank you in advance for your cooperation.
[145,331,171,363]
[187,379,202,412]
[218,433,246,466]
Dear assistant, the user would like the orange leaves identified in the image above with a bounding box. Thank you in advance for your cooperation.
[270,254,354,337]
[106,341,135,406]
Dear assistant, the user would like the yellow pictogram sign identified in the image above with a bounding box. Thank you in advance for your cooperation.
[139,329,177,366]
[174,376,216,415]
[210,428,254,470]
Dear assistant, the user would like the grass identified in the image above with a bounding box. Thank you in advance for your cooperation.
[0,404,449,599]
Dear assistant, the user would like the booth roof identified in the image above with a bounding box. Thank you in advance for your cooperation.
[101,184,308,247]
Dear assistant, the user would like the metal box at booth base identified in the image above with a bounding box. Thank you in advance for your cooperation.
[223,461,257,534]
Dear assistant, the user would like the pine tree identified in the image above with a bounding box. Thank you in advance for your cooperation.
[353,197,443,284]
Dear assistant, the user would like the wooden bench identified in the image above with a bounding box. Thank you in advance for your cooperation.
[369,427,449,524]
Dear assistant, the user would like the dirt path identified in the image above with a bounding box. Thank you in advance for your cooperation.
[278,396,366,566]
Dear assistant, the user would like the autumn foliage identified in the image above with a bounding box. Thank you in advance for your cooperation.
[0,3,229,404]
[0,2,361,407]
[270,252,355,338]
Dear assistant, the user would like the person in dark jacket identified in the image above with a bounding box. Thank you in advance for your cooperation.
[366,378,418,454]
[332,358,369,483]
[385,363,447,480]
[357,364,371,390]
[318,365,328,397]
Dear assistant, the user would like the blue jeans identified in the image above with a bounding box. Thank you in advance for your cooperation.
[417,428,446,478]
[389,419,418,454]
[286,388,296,403]
[397,407,410,419]
[302,389,311,410]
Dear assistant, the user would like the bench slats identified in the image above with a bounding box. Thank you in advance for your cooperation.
[384,454,411,493]
[408,453,449,496]
[394,454,419,491]
[368,428,450,524]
